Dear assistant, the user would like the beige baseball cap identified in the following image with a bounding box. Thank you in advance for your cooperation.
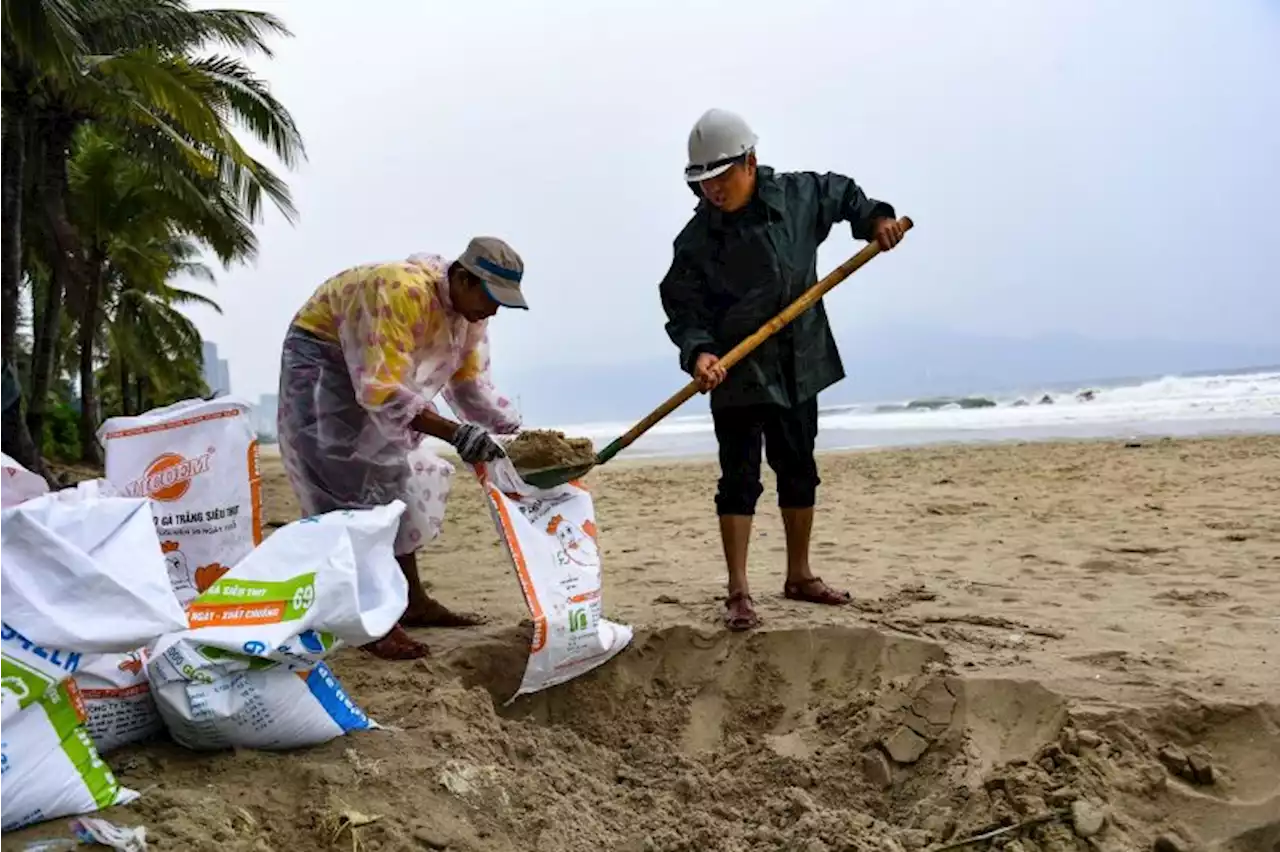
[457,236,527,310]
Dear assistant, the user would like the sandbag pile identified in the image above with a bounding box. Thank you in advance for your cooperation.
[2,393,639,834]
[0,396,409,834]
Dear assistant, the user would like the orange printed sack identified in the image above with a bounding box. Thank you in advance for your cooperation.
[98,398,263,606]
[475,458,632,701]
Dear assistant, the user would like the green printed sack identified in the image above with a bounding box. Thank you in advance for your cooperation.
[1,621,82,721]
[148,504,408,751]
[1,679,138,833]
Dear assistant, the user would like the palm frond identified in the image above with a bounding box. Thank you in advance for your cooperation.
[218,149,296,224]
[2,0,85,84]
[170,262,216,284]
[79,75,220,175]
[160,285,220,312]
[190,54,304,167]
[87,50,226,148]
[81,0,289,57]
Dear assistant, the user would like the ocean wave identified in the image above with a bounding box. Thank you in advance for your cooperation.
[548,370,1280,441]
[821,370,1280,432]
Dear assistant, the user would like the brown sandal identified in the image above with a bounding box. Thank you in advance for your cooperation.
[724,592,760,632]
[361,624,429,660]
[783,577,852,606]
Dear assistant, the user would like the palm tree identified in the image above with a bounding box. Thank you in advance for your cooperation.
[3,0,304,464]
[1,0,84,475]
[102,234,221,417]
[65,125,255,459]
[62,1,302,463]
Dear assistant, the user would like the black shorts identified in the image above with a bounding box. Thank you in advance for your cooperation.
[712,399,820,516]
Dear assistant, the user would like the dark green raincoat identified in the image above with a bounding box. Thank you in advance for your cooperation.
[660,166,893,411]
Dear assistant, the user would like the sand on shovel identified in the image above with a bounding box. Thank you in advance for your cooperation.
[504,430,596,473]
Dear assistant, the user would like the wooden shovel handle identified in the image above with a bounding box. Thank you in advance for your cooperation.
[596,216,914,464]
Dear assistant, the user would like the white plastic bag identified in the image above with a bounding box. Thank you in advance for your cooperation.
[147,503,408,751]
[475,459,632,700]
[0,493,188,654]
[1,470,177,754]
[45,478,119,502]
[1,679,138,833]
[1,481,185,831]
[99,397,263,605]
[1,452,49,507]
[74,650,161,754]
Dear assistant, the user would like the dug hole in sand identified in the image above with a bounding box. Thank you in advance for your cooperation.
[25,623,1275,852]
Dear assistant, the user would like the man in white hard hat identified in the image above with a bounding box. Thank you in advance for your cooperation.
[660,108,906,631]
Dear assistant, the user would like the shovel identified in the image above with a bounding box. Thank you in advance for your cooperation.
[519,216,915,488]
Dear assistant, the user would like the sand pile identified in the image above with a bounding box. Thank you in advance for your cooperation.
[8,625,1274,852]
[504,430,595,472]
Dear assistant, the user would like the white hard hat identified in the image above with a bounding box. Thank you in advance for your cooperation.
[685,108,758,183]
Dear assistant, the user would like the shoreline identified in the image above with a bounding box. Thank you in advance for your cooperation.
[255,418,1280,467]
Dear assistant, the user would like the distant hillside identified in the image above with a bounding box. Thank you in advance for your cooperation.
[502,324,1280,425]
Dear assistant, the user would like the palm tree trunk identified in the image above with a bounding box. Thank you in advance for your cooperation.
[29,114,82,455]
[78,251,105,464]
[120,359,133,416]
[0,108,45,470]
[48,307,65,401]
[26,258,61,445]
[1,106,26,365]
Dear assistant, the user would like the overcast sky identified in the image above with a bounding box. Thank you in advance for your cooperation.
[184,0,1280,405]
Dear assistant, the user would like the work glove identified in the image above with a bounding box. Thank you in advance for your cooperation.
[451,423,506,464]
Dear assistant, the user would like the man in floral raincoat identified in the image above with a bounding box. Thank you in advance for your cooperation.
[278,237,527,659]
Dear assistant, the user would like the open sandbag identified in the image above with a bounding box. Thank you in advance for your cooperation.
[147,503,408,751]
[1,491,188,654]
[0,474,175,753]
[475,458,632,700]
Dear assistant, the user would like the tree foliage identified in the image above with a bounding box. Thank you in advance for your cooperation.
[1,0,302,472]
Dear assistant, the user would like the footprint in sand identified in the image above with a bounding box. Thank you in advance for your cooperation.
[1153,589,1230,607]
[1080,558,1147,576]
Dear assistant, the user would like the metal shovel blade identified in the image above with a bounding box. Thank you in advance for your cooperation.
[517,460,597,489]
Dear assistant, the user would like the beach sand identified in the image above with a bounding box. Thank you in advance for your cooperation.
[7,435,1279,851]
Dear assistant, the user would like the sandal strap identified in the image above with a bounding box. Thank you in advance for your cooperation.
[786,576,825,589]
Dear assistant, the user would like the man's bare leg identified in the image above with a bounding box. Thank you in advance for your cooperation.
[363,551,488,660]
[397,553,485,627]
[780,507,815,584]
[360,551,432,659]
[781,506,850,604]
[720,515,759,630]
